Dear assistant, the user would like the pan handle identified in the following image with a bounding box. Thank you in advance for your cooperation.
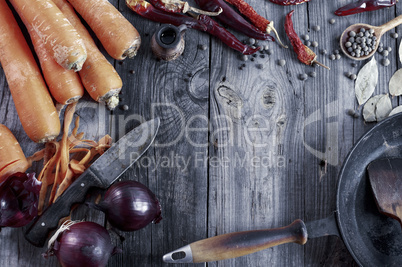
[162,219,308,263]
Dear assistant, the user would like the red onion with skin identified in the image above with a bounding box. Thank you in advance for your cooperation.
[43,221,121,267]
[0,172,41,228]
[88,180,162,231]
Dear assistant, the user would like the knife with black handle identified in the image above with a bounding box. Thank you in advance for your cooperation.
[25,118,160,247]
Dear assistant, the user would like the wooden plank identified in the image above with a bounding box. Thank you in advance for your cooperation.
[105,1,209,266]
[206,1,306,266]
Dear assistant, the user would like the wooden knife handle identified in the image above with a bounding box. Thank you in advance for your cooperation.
[190,219,307,263]
[24,169,104,247]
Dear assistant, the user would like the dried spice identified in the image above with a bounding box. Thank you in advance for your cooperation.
[223,0,287,47]
[148,0,222,15]
[270,0,310,5]
[399,40,402,64]
[362,94,392,122]
[355,57,378,105]
[389,69,402,96]
[375,94,392,121]
[195,0,274,41]
[284,10,329,69]
[389,106,402,116]
[335,0,398,16]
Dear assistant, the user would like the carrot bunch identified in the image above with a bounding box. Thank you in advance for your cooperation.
[0,0,141,144]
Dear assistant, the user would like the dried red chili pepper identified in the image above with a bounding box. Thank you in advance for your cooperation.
[335,0,398,16]
[224,0,287,48]
[270,0,310,5]
[126,0,259,55]
[285,10,329,69]
[196,14,260,55]
[126,0,207,31]
[148,0,222,16]
[195,0,274,41]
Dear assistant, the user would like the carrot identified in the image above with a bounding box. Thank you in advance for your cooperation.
[52,0,123,109]
[0,124,30,183]
[0,0,60,143]
[28,26,84,105]
[8,0,87,71]
[67,0,141,60]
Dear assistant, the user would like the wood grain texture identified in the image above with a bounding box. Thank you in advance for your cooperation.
[1,0,401,266]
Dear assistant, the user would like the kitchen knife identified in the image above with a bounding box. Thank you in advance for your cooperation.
[25,118,160,247]
[163,214,339,263]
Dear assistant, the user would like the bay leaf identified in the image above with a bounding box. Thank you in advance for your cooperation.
[389,105,402,117]
[363,95,383,122]
[399,39,402,64]
[389,69,402,96]
[375,94,392,121]
[355,57,378,106]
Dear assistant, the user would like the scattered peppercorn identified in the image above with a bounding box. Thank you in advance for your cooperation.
[305,41,311,46]
[345,71,352,78]
[309,71,316,78]
[312,25,320,31]
[350,74,357,80]
[329,18,336,24]
[198,44,208,50]
[320,48,327,55]
[256,64,264,69]
[312,41,318,47]
[266,49,272,55]
[241,55,248,61]
[382,50,389,57]
[330,54,336,60]
[278,59,286,66]
[302,34,310,41]
[351,62,357,67]
[335,54,341,60]
[299,73,308,81]
[382,58,390,66]
[347,109,359,118]
[391,32,399,39]
[248,38,256,45]
[129,70,135,74]
[387,46,392,52]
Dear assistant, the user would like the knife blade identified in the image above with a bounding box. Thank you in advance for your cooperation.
[25,118,160,247]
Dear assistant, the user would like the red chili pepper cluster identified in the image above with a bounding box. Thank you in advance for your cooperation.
[335,0,398,16]
[126,0,272,55]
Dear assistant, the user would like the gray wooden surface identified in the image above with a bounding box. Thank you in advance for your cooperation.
[1,0,400,266]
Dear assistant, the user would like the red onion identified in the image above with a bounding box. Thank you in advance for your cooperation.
[43,221,121,267]
[89,180,162,231]
[0,172,41,228]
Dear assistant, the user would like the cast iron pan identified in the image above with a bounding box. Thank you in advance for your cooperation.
[163,113,402,266]
[337,112,402,266]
